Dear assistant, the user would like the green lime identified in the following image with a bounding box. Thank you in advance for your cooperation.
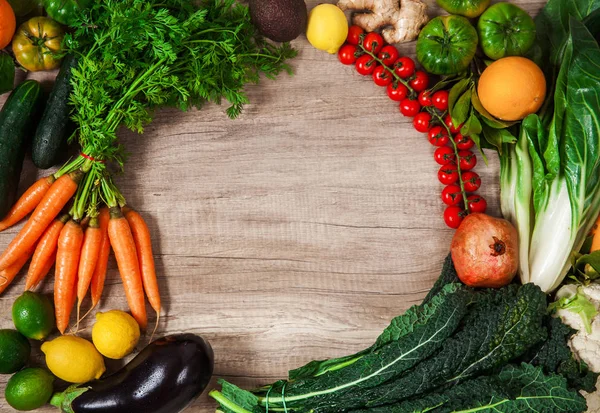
[0,329,30,374]
[12,292,55,340]
[5,368,54,411]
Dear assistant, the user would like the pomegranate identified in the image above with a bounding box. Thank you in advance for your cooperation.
[450,213,519,288]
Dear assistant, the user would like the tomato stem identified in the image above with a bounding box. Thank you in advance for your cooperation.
[357,44,413,95]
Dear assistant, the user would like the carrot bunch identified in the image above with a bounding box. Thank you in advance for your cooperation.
[0,156,161,334]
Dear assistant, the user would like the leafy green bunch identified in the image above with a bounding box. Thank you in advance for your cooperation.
[57,0,296,219]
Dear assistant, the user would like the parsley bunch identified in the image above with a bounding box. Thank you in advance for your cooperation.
[58,0,296,218]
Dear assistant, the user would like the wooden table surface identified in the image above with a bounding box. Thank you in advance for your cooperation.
[3,1,596,412]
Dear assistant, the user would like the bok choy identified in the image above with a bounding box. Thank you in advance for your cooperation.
[500,0,600,292]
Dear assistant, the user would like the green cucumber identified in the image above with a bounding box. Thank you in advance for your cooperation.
[0,80,45,219]
[32,55,78,169]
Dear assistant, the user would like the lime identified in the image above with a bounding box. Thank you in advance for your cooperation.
[0,329,30,374]
[5,368,53,411]
[41,336,105,383]
[92,310,140,359]
[12,291,55,340]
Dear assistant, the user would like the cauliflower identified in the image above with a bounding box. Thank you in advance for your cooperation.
[554,284,600,372]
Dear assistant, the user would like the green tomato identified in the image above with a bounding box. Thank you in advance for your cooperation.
[43,0,92,26]
[478,2,536,60]
[436,0,491,18]
[417,16,479,76]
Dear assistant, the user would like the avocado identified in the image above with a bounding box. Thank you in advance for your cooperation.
[249,0,308,42]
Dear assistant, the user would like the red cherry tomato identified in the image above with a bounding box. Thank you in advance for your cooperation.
[418,90,432,107]
[444,114,463,134]
[378,45,399,66]
[434,146,456,165]
[409,71,429,92]
[432,90,449,111]
[363,32,384,54]
[458,150,477,170]
[444,206,466,229]
[372,65,393,87]
[355,55,376,76]
[393,56,415,79]
[455,134,475,150]
[441,185,464,206]
[438,164,459,185]
[467,195,488,213]
[338,44,358,65]
[461,171,481,192]
[413,112,432,133]
[387,82,408,102]
[347,25,364,46]
[399,99,421,117]
[428,126,450,147]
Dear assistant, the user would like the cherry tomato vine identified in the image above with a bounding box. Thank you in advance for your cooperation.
[338,26,487,229]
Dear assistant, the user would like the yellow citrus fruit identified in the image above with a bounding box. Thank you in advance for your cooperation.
[92,310,140,360]
[306,4,348,54]
[41,336,105,383]
[477,57,546,121]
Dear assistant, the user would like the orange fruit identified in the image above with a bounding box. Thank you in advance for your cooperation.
[477,57,546,121]
[0,0,16,50]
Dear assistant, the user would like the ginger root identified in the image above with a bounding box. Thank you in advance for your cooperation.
[337,0,429,44]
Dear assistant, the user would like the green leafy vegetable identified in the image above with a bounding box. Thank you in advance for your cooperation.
[352,364,586,413]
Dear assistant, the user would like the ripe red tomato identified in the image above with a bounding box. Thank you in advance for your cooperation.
[387,82,408,102]
[378,45,399,66]
[399,99,421,117]
[393,57,415,79]
[444,206,466,229]
[347,25,364,46]
[355,55,376,76]
[338,44,358,65]
[458,150,477,170]
[441,185,464,206]
[455,134,475,150]
[372,65,393,87]
[467,195,487,213]
[413,112,432,133]
[363,32,384,54]
[461,171,481,192]
[418,90,432,107]
[438,164,459,185]
[409,71,429,92]
[432,90,449,111]
[428,126,450,147]
[444,115,463,134]
[434,146,456,165]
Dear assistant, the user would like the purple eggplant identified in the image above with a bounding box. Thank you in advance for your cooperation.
[51,334,214,413]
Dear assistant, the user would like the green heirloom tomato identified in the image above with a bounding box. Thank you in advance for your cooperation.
[436,0,491,18]
[417,16,478,76]
[12,17,64,72]
[43,0,92,26]
[478,2,536,60]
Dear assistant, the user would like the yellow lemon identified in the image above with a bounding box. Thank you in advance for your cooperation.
[306,4,348,54]
[41,336,105,383]
[92,310,140,360]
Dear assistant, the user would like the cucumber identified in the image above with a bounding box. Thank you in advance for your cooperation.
[0,80,45,218]
[32,55,78,170]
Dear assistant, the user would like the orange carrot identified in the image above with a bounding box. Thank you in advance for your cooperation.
[0,175,55,232]
[0,246,35,295]
[76,216,102,323]
[91,208,110,308]
[25,214,70,290]
[30,250,56,291]
[123,207,161,314]
[55,220,84,334]
[0,171,82,271]
[108,207,147,329]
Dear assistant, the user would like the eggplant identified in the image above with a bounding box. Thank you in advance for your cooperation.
[51,334,214,413]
